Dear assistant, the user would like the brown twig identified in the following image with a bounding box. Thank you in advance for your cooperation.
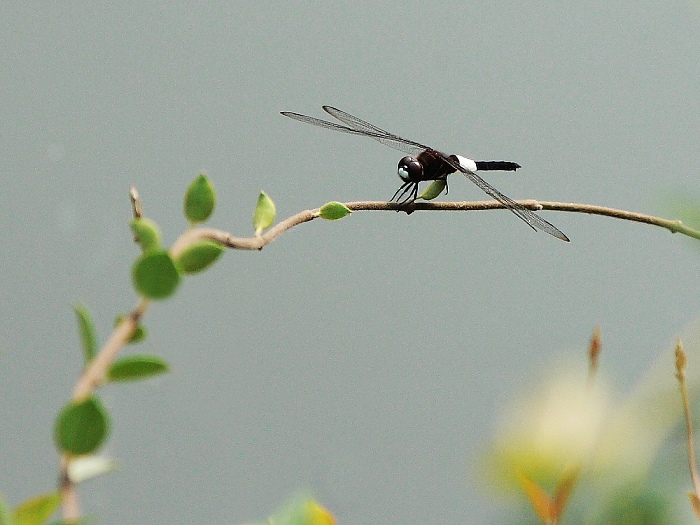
[171,200,700,253]
[587,326,601,388]
[60,301,149,521]
[675,341,700,510]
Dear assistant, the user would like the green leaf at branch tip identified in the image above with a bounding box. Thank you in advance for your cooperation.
[319,202,352,220]
[12,492,60,525]
[130,217,161,252]
[418,179,446,201]
[54,396,110,456]
[253,191,276,235]
[174,240,224,275]
[114,315,147,344]
[132,249,181,300]
[73,304,97,363]
[108,355,169,382]
[184,173,216,225]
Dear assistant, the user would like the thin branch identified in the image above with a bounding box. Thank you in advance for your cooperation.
[71,300,149,401]
[59,456,80,523]
[172,200,700,252]
[60,299,149,521]
[675,341,700,504]
[370,200,699,238]
[587,326,601,389]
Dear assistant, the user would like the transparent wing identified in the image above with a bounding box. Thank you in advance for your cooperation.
[438,154,569,241]
[281,107,427,156]
[321,106,396,136]
[322,106,429,155]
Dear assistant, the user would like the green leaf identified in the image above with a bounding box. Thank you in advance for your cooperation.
[73,304,97,363]
[184,174,216,224]
[598,488,672,525]
[0,493,11,525]
[319,202,352,220]
[553,465,580,518]
[12,493,60,525]
[253,191,276,235]
[108,355,169,382]
[174,240,224,275]
[132,249,181,300]
[54,396,110,455]
[114,315,147,344]
[418,179,446,201]
[67,456,118,484]
[129,217,161,252]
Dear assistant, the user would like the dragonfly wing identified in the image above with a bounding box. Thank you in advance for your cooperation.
[322,106,428,156]
[439,155,569,241]
[281,112,373,137]
[282,110,421,154]
[322,106,395,136]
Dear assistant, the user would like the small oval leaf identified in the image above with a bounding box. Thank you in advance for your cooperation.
[253,191,276,235]
[54,396,110,455]
[132,249,181,300]
[73,304,97,363]
[115,315,147,344]
[418,179,446,201]
[130,217,161,252]
[67,455,118,484]
[108,355,169,382]
[12,493,60,525]
[184,174,216,224]
[319,202,352,221]
[175,240,224,275]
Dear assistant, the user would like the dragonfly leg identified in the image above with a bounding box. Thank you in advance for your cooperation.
[390,180,414,202]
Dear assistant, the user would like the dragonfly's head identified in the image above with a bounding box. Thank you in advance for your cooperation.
[398,156,423,183]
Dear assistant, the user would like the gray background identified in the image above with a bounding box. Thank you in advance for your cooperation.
[1,2,700,524]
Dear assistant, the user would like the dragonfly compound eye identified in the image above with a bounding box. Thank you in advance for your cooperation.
[398,156,422,182]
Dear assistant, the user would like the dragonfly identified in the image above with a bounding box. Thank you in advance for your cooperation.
[280,106,569,242]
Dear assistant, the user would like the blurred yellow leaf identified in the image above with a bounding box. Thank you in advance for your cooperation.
[518,470,555,524]
[305,501,334,525]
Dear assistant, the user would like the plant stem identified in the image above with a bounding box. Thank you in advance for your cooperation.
[173,200,700,251]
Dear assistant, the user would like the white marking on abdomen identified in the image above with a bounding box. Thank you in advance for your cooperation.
[455,155,477,172]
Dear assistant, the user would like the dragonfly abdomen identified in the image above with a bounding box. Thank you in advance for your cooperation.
[474,160,521,171]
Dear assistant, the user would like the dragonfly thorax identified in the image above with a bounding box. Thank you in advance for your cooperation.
[399,149,459,183]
